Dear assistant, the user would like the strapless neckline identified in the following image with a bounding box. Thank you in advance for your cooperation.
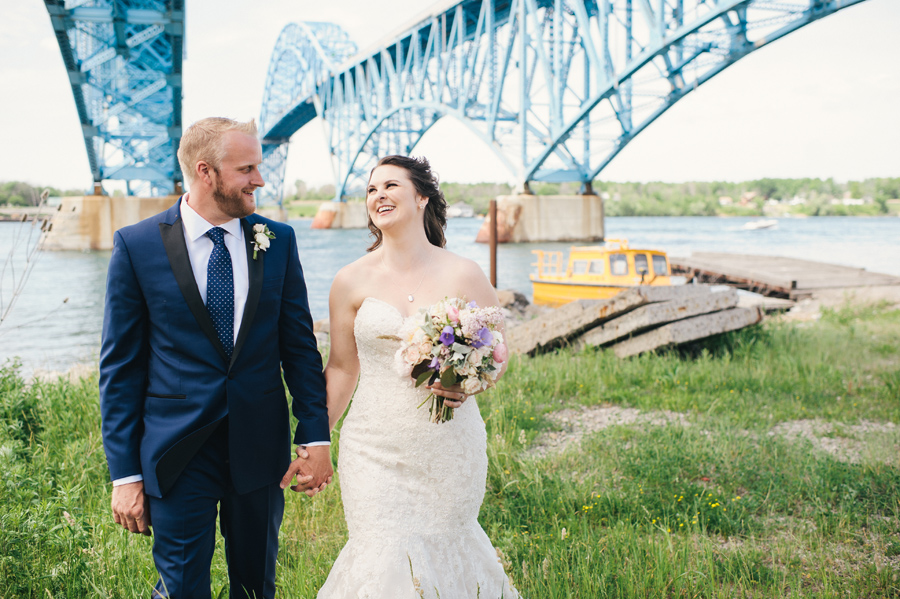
[360,296,417,321]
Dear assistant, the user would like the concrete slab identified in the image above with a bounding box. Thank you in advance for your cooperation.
[575,288,738,348]
[611,307,764,358]
[505,284,714,355]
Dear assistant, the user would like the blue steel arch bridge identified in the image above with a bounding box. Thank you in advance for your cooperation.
[45,0,867,202]
[43,0,184,197]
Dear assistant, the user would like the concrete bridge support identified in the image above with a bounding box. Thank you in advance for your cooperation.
[310,202,369,230]
[475,194,604,243]
[44,195,177,251]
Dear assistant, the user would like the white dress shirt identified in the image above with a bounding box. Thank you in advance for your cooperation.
[114,196,324,488]
[180,197,249,338]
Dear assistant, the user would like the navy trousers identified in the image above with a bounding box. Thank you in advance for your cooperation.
[148,422,285,599]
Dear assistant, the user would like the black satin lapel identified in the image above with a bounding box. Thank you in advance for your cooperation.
[159,219,229,363]
[156,417,225,496]
[231,218,264,368]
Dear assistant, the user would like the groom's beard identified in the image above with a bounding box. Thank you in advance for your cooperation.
[213,172,256,219]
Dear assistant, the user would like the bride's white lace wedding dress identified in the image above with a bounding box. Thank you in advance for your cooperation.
[317,297,520,599]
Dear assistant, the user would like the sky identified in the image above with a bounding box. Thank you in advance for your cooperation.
[1,0,898,195]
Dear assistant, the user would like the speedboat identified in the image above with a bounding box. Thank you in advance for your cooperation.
[741,219,778,230]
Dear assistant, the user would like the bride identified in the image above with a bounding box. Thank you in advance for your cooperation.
[312,155,520,598]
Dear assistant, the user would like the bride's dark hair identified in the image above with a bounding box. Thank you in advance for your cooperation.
[366,155,447,252]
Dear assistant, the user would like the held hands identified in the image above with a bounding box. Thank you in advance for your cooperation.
[280,445,333,497]
[111,481,151,536]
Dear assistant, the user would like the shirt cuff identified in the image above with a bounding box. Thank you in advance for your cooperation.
[113,474,144,486]
[302,441,331,447]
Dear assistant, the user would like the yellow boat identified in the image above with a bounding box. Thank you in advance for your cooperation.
[530,239,672,307]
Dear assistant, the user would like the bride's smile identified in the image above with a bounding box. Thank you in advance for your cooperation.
[366,164,427,230]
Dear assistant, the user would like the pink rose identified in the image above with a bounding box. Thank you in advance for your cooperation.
[404,346,421,364]
[447,305,459,324]
[492,342,508,364]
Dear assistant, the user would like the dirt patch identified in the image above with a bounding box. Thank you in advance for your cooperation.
[529,405,689,458]
[780,285,900,322]
[768,419,900,465]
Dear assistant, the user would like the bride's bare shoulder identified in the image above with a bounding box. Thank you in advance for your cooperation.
[331,252,379,300]
[436,248,484,278]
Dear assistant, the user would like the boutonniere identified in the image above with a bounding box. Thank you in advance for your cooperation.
[251,223,275,260]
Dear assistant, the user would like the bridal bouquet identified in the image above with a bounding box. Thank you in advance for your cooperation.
[396,297,508,424]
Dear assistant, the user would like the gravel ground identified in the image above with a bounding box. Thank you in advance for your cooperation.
[528,405,689,458]
[528,405,899,467]
[768,418,900,465]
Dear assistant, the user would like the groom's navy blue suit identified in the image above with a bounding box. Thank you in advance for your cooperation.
[99,198,329,597]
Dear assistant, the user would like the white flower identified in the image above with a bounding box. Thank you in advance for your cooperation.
[250,223,275,259]
[462,377,482,394]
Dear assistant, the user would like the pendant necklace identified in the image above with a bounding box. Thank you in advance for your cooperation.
[381,247,430,302]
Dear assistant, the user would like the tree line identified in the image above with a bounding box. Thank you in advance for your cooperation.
[0,181,86,207]
[283,177,900,216]
[5,177,897,216]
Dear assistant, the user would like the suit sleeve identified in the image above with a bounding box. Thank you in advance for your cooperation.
[99,230,149,481]
[278,227,330,445]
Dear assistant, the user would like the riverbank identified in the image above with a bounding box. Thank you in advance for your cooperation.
[1,298,898,597]
[0,206,52,221]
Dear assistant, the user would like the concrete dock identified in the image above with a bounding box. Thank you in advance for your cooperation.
[670,253,900,299]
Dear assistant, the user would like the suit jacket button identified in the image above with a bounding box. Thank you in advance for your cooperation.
[227,373,234,380]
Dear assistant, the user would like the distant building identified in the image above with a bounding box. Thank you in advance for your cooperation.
[718,196,733,206]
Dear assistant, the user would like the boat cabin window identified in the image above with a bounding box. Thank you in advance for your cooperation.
[634,254,649,275]
[571,260,589,275]
[652,254,668,275]
[588,260,605,275]
[610,253,629,276]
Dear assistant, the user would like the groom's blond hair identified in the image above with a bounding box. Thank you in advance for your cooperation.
[177,117,259,186]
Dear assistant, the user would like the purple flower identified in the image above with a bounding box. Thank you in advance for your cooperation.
[428,356,440,370]
[467,300,478,308]
[439,325,455,346]
[471,326,493,349]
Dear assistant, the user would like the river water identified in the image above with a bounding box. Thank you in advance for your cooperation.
[1,215,898,375]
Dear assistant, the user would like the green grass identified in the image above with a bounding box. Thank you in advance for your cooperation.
[285,201,322,219]
[1,302,899,597]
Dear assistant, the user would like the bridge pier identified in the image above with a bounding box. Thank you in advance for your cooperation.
[310,201,368,229]
[43,195,177,251]
[475,193,604,244]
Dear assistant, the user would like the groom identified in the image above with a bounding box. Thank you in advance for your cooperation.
[99,117,332,598]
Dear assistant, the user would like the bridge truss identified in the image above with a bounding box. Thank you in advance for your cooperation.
[44,0,184,197]
[260,0,866,204]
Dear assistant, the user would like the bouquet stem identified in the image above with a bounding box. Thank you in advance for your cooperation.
[427,394,455,424]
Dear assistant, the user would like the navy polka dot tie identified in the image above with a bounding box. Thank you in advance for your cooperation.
[205,227,234,360]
